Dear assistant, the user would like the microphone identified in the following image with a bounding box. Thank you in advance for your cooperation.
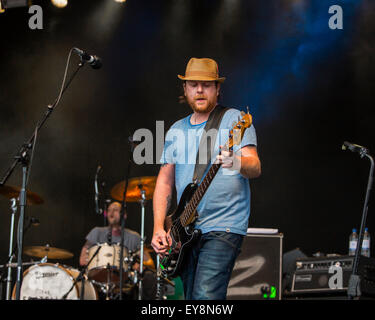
[342,141,369,156]
[95,165,103,214]
[73,47,102,69]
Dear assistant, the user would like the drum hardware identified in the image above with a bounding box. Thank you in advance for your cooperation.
[156,254,164,300]
[117,149,131,301]
[110,176,156,300]
[5,198,17,301]
[62,245,101,300]
[154,255,176,300]
[91,279,116,297]
[0,195,41,301]
[0,256,48,269]
[138,188,147,300]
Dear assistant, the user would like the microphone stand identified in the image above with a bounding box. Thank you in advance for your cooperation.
[118,140,134,300]
[347,148,374,299]
[62,245,101,300]
[5,198,17,300]
[138,187,146,300]
[0,50,92,300]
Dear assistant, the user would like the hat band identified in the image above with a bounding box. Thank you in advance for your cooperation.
[184,70,219,79]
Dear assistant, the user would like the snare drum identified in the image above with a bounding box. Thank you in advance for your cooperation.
[12,263,79,300]
[87,243,128,284]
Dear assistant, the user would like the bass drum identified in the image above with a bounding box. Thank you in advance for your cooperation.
[12,263,79,300]
[64,266,98,300]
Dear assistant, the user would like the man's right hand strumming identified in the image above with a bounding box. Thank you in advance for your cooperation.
[151,229,172,255]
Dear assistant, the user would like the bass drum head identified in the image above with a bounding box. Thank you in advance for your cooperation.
[12,263,78,300]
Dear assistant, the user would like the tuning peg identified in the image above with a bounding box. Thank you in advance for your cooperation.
[246,106,250,114]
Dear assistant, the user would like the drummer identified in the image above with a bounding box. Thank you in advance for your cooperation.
[79,201,156,298]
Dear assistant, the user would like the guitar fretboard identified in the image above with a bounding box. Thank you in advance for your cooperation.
[179,162,222,227]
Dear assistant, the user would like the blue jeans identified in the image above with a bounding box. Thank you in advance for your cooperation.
[180,231,244,300]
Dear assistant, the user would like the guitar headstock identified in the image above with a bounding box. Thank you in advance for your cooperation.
[224,107,252,152]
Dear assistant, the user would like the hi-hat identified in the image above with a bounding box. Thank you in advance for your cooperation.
[0,185,44,205]
[24,245,73,259]
[111,176,156,202]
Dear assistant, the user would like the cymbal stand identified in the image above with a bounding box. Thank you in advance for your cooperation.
[155,254,164,300]
[118,138,134,300]
[137,187,146,300]
[105,263,112,300]
[5,198,17,300]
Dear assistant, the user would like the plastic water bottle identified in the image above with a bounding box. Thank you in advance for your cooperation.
[361,228,370,257]
[349,228,358,256]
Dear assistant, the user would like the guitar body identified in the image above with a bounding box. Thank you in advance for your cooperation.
[161,183,201,278]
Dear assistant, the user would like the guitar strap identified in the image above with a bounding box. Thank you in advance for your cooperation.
[192,105,229,184]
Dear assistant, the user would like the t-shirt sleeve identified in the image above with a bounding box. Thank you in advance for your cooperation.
[239,124,257,151]
[86,228,99,245]
[128,233,141,252]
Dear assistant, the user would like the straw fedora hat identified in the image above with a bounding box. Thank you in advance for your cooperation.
[178,58,225,83]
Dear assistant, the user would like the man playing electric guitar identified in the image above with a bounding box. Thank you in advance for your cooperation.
[151,58,261,300]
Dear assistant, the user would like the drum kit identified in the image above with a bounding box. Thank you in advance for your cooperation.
[0,176,174,300]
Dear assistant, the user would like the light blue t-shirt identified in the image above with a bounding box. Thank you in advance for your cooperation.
[160,107,257,236]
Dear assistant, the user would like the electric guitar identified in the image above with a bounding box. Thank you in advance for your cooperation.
[160,110,253,278]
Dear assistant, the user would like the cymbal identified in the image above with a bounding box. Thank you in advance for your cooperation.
[111,176,156,202]
[24,245,73,260]
[0,185,44,205]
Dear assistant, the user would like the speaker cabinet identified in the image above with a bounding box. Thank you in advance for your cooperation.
[227,233,283,300]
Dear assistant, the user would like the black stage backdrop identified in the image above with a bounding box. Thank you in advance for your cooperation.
[0,0,374,276]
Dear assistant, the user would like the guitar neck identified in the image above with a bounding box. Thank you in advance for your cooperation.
[180,162,221,227]
[176,111,252,228]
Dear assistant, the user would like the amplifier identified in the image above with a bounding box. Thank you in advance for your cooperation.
[290,255,375,297]
[227,232,283,300]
